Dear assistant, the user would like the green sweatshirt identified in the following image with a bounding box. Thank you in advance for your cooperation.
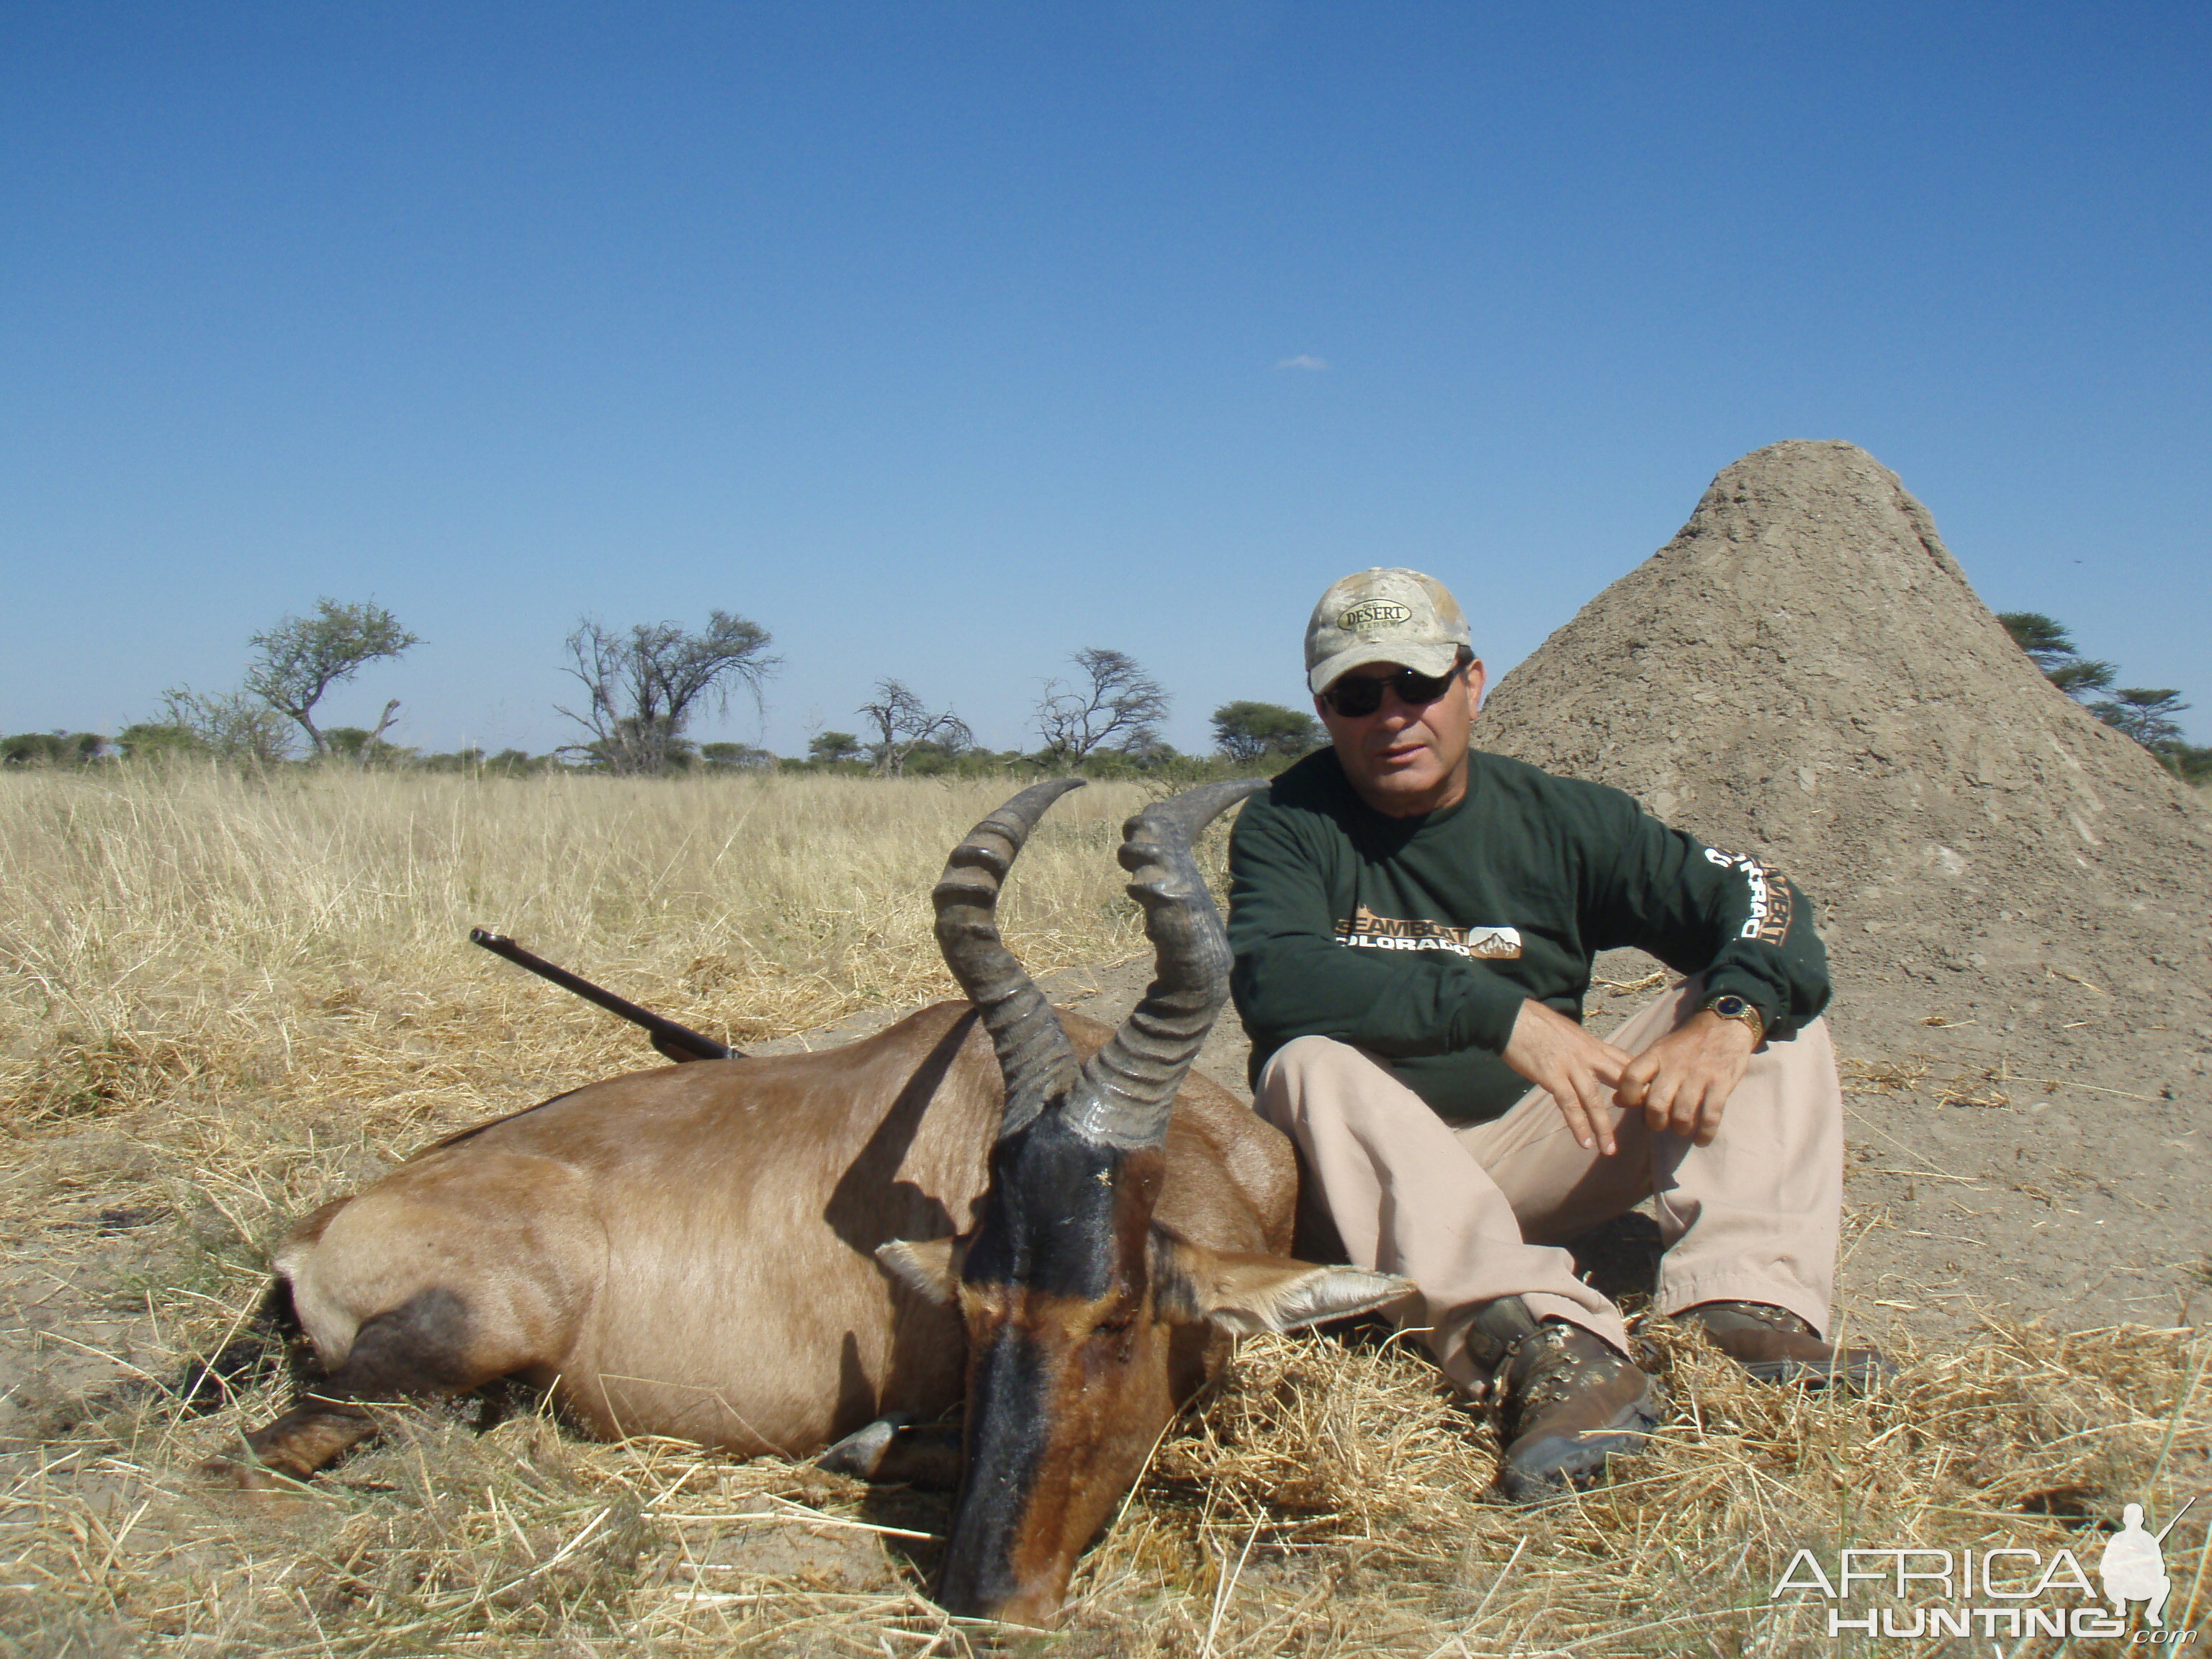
[1226,747,1830,1123]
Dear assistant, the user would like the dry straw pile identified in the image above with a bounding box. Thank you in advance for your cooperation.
[1,766,2206,1655]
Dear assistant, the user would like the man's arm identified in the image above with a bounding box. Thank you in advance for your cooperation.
[1590,798,1832,1139]
[1226,795,1527,1061]
[1591,805,1832,1042]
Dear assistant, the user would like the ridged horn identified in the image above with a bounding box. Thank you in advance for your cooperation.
[932,778,1087,1141]
[1061,778,1268,1150]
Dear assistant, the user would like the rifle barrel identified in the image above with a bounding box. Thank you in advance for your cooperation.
[2154,1493,2198,1544]
[469,929,736,1062]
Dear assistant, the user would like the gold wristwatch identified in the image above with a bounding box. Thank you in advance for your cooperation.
[1701,992,1766,1046]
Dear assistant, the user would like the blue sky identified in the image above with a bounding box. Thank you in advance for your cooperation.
[4,2,2206,755]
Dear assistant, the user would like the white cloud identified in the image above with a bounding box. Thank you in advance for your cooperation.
[1274,354,1329,371]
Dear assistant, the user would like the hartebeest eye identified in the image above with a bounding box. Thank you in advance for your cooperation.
[1089,1303,1138,1340]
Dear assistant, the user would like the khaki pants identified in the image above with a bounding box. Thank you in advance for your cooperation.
[1254,978,1843,1390]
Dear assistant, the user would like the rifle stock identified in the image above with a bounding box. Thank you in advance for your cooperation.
[469,929,737,1062]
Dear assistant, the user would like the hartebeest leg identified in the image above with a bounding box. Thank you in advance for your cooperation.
[206,1287,495,1488]
[215,1401,383,1488]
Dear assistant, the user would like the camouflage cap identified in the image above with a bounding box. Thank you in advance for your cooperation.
[1303,568,1472,694]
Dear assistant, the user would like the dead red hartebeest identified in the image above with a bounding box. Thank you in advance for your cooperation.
[210,779,1405,1626]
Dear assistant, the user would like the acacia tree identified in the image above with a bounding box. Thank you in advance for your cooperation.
[1034,647,1170,763]
[2092,688,2189,749]
[698,742,775,771]
[1997,611,2116,703]
[244,598,419,757]
[1211,700,1322,762]
[857,680,969,778]
[557,611,778,775]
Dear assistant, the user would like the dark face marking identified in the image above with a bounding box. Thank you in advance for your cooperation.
[935,1318,1053,1615]
[933,1117,1175,1624]
[958,1115,1160,1299]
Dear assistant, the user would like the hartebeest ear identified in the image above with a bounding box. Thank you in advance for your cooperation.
[877,1236,966,1305]
[1148,1229,1411,1334]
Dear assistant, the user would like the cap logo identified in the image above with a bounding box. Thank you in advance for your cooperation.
[1338,600,1412,631]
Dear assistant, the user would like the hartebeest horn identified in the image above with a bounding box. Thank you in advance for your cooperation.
[932,778,1087,1140]
[1062,778,1267,1150]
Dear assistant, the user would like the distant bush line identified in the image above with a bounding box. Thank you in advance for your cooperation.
[6,598,1336,781]
[14,601,2198,786]
[0,731,1310,786]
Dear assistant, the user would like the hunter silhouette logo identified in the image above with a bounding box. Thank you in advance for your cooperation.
[2103,1498,2192,1628]
[1338,600,1412,631]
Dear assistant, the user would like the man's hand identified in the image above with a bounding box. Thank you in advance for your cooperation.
[1503,998,1634,1154]
[1612,1010,1758,1146]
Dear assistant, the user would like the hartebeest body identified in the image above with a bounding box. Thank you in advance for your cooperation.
[220,781,1403,1626]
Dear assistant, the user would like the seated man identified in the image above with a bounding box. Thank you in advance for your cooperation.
[1228,567,1885,1501]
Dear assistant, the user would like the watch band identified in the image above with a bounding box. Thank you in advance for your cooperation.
[1701,993,1766,1046]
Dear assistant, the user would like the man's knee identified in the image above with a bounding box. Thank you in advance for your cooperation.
[1737,1018,1842,1112]
[1271,1033,1364,1072]
[1257,1035,1375,1120]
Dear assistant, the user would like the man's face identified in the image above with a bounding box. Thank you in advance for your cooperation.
[1314,656,1487,817]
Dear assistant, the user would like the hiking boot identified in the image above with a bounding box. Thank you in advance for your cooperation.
[1462,1298,1659,1502]
[1673,1301,1894,1390]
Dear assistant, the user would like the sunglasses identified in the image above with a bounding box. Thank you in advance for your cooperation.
[1320,662,1465,718]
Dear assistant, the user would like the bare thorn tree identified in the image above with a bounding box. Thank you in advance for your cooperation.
[1034,647,1170,763]
[557,611,778,775]
[243,598,420,758]
[153,685,294,765]
[857,679,970,778]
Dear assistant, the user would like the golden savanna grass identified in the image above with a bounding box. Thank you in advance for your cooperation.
[0,766,2205,1656]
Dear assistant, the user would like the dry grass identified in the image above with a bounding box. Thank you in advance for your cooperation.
[1,765,1163,1130]
[7,1320,2206,1655]
[1,767,2206,1655]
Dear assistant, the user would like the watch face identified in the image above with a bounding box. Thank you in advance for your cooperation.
[1712,996,1748,1017]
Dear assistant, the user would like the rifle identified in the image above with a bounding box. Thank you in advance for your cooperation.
[2154,1493,2198,1544]
[469,928,737,1064]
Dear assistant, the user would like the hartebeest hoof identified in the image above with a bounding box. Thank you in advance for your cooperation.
[819,1414,906,1477]
[202,1396,385,1491]
[819,1415,964,1489]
